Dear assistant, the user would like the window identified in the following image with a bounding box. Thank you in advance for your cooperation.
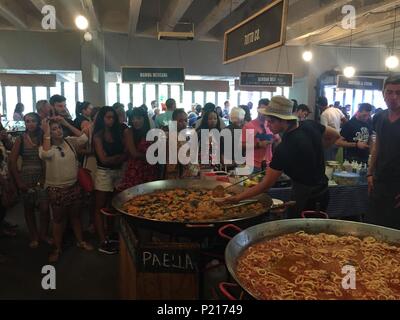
[247,91,260,105]
[5,86,18,120]
[107,83,117,105]
[159,84,168,105]
[353,90,363,116]
[364,91,373,104]
[261,92,272,100]
[194,91,204,105]
[206,92,216,105]
[120,83,130,107]
[219,91,228,107]
[78,83,84,102]
[132,84,143,106]
[20,87,33,114]
[248,92,260,119]
[50,82,62,98]
[35,87,47,101]
[63,82,76,118]
[325,87,334,105]
[239,91,250,105]
[183,91,192,108]
[345,89,353,109]
[335,89,344,108]
[145,84,156,105]
[373,90,386,110]
[283,87,290,98]
[171,85,181,104]
[275,87,283,96]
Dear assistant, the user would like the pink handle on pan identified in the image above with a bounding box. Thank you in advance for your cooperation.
[218,282,239,300]
[218,224,242,240]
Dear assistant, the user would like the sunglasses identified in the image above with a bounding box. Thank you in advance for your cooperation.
[56,146,65,157]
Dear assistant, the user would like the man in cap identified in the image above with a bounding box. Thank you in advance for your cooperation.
[226,96,340,218]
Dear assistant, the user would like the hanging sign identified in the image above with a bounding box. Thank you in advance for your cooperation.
[223,0,288,64]
[122,67,185,83]
[240,72,293,87]
[234,80,276,92]
[337,76,385,91]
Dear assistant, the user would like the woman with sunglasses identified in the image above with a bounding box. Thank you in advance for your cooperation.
[40,116,93,262]
[9,112,51,248]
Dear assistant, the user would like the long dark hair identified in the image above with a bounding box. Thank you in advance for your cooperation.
[239,105,252,122]
[14,103,24,114]
[93,106,123,145]
[24,112,43,141]
[197,111,221,131]
[76,101,91,117]
[131,107,150,146]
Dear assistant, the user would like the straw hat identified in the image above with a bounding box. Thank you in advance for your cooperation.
[258,96,298,120]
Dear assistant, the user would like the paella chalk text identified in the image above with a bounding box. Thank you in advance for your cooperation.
[139,249,197,273]
[146,122,255,175]
[341,265,356,290]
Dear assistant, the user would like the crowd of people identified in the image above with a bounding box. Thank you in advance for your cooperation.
[0,76,399,264]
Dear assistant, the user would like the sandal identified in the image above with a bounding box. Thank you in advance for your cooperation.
[77,241,94,251]
[48,249,62,263]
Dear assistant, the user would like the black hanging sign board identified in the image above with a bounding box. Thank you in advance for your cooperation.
[337,75,385,91]
[122,67,185,83]
[240,72,293,87]
[223,0,288,64]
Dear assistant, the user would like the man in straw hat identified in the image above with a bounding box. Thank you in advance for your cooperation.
[225,96,340,218]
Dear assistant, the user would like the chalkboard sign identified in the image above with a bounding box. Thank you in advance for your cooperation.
[137,246,199,273]
[337,76,385,91]
[122,67,185,83]
[240,72,293,87]
[223,0,288,64]
[234,79,276,92]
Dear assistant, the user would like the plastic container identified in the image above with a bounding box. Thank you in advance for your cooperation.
[333,171,360,186]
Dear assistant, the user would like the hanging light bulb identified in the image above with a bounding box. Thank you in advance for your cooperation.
[84,32,93,42]
[302,50,313,62]
[343,66,356,78]
[75,15,89,30]
[385,55,399,69]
